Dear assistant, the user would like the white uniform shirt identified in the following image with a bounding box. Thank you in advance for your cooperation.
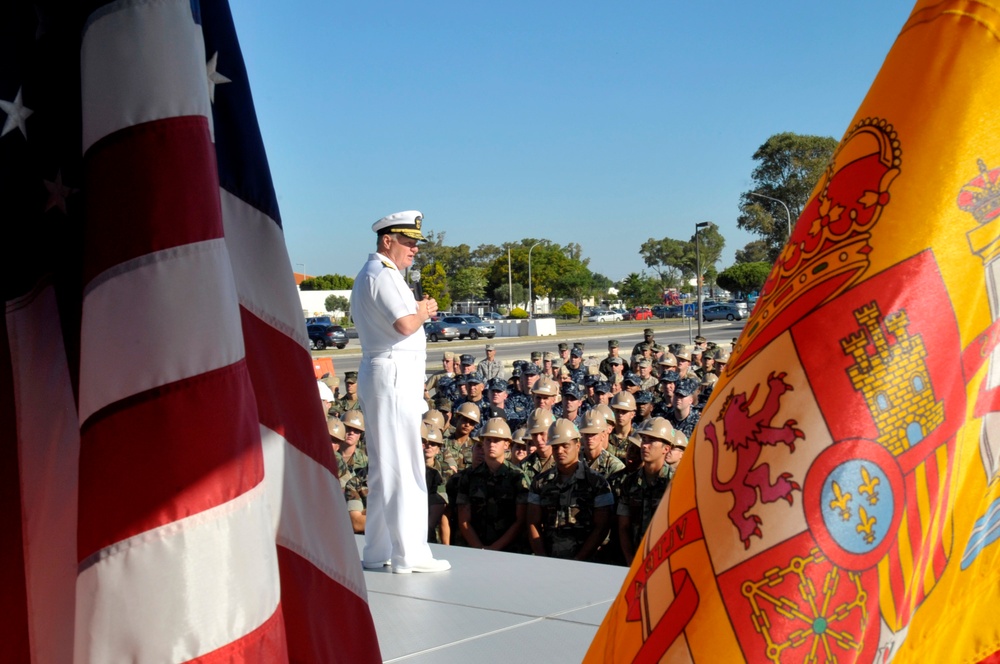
[351,252,427,353]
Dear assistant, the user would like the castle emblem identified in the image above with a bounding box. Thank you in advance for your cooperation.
[840,302,943,456]
[704,372,804,548]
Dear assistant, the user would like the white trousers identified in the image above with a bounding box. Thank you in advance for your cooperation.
[358,351,432,568]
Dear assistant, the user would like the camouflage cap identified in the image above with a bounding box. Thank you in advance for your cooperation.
[573,342,585,350]
[485,343,496,351]
[608,339,619,348]
[521,362,541,376]
[530,351,542,360]
[675,377,700,397]
[594,380,611,394]
[342,410,365,431]
[442,351,456,361]
[634,390,654,405]
[561,382,584,400]
[660,370,681,383]
[465,374,484,386]
[345,371,358,384]
[570,347,584,358]
[643,328,654,337]
[557,342,569,351]
[543,351,555,361]
[693,335,707,344]
[486,377,508,392]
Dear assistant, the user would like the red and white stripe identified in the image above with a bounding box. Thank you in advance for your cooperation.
[7,0,378,661]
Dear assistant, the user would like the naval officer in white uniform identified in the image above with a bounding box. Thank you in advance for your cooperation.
[351,211,450,574]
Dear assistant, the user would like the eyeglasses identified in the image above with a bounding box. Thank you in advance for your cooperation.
[422,441,441,448]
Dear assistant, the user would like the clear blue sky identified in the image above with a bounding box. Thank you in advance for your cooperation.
[229,1,914,282]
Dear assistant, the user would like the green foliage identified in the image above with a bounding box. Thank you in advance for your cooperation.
[324,294,350,313]
[618,273,662,307]
[420,261,451,310]
[494,283,526,307]
[451,267,487,301]
[555,301,580,319]
[509,307,529,319]
[687,223,725,275]
[639,237,690,288]
[735,240,771,264]
[716,262,772,296]
[737,132,838,260]
[299,274,354,290]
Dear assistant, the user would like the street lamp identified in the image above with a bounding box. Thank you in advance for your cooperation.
[507,248,513,312]
[748,191,793,237]
[527,242,542,317]
[695,222,710,338]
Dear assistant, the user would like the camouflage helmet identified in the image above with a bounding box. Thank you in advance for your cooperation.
[610,391,636,412]
[547,418,582,445]
[342,410,365,431]
[327,417,346,442]
[640,417,676,443]
[423,409,445,430]
[481,417,513,441]
[455,401,482,424]
[526,408,555,434]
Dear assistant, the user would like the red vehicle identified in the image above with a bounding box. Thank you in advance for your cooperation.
[626,307,654,321]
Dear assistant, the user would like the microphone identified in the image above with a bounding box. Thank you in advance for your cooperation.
[411,269,423,300]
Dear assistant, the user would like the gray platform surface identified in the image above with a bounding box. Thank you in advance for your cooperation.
[357,537,628,663]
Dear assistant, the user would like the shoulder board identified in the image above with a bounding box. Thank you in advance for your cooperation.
[380,260,396,270]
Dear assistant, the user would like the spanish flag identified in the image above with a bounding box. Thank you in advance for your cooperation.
[587,2,1000,662]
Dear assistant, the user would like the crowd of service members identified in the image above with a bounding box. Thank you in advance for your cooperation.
[316,329,733,565]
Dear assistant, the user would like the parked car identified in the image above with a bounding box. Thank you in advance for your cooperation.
[439,315,496,339]
[307,323,348,349]
[702,304,745,322]
[482,311,506,320]
[625,307,654,321]
[423,320,460,342]
[659,305,684,318]
[306,315,333,326]
[587,309,623,323]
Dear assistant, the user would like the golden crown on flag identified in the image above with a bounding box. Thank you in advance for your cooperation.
[958,160,1000,224]
[958,160,1000,264]
[729,118,901,373]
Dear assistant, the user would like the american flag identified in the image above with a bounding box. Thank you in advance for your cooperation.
[1,1,380,661]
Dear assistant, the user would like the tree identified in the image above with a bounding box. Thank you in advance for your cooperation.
[324,294,350,315]
[737,132,838,260]
[451,267,487,302]
[494,283,526,308]
[639,237,689,288]
[716,262,772,296]
[552,259,593,322]
[420,261,451,310]
[618,273,661,307]
[300,273,354,290]
[735,240,771,264]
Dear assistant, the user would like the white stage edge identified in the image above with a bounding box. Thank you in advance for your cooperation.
[357,536,627,663]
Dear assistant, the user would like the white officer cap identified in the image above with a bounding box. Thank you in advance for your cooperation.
[372,210,427,241]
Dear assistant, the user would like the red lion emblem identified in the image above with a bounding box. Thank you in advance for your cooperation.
[704,372,804,548]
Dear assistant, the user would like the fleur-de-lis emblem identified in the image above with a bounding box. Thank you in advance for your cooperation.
[858,465,880,506]
[856,506,877,545]
[829,480,852,521]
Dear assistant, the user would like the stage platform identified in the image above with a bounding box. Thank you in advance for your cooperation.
[356,537,628,663]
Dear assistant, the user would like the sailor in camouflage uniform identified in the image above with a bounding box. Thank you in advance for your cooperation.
[519,408,556,484]
[527,418,614,560]
[455,418,529,552]
[667,377,702,438]
[579,410,625,478]
[566,346,587,384]
[607,391,637,461]
[476,344,505,381]
[446,402,480,471]
[422,424,450,544]
[617,417,685,561]
[553,381,587,426]
[330,371,362,416]
[504,363,538,429]
[338,410,369,474]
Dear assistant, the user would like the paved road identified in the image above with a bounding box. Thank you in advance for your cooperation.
[313,319,746,379]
